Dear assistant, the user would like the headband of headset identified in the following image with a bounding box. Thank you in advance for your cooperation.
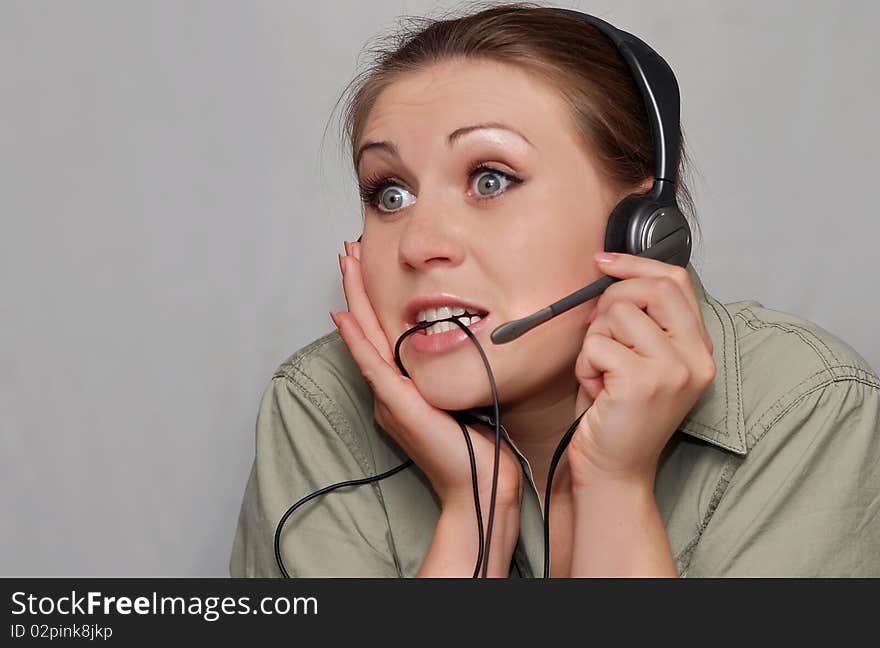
[553,8,680,204]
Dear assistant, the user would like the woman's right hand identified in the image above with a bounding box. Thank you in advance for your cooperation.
[332,241,523,514]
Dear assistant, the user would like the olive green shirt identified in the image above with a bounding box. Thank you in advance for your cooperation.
[229,264,880,577]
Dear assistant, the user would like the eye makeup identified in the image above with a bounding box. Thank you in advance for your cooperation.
[357,159,524,212]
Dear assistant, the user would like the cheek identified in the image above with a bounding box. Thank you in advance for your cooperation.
[361,262,399,329]
[513,184,605,266]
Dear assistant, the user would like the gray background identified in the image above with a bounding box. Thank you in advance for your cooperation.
[2,0,877,576]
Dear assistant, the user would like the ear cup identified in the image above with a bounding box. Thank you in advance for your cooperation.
[604,195,692,267]
[631,204,691,267]
[603,194,651,254]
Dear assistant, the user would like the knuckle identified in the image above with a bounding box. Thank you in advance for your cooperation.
[574,361,593,383]
[607,300,630,319]
[583,331,603,354]
[701,355,717,385]
[676,365,692,389]
[603,282,622,300]
[657,275,679,296]
[666,362,690,390]
[670,265,690,287]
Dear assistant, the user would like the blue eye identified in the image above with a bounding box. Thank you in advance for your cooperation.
[471,168,513,197]
[358,163,523,213]
[370,185,417,213]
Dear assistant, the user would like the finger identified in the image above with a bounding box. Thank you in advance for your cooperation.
[340,248,394,365]
[331,309,430,439]
[575,335,645,401]
[332,309,470,474]
[575,331,640,394]
[592,277,712,354]
[594,252,701,320]
[598,299,677,360]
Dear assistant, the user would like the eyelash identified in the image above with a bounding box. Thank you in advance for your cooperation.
[358,161,524,212]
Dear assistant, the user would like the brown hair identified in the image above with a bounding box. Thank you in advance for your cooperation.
[329,0,701,243]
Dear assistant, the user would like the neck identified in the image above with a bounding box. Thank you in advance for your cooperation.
[493,369,586,502]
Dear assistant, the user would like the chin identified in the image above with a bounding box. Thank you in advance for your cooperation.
[412,377,490,413]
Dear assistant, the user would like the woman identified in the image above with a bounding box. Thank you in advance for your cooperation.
[229,3,880,577]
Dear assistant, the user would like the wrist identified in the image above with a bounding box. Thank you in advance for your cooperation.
[441,477,523,514]
[569,469,674,578]
[441,489,522,518]
[571,469,656,516]
[431,497,521,578]
[568,448,658,493]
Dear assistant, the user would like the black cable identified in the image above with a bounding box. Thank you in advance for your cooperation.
[455,415,485,578]
[275,313,589,579]
[274,458,413,578]
[393,316,501,579]
[542,409,588,578]
[274,413,486,578]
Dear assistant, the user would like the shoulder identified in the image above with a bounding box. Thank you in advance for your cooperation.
[260,330,378,474]
[684,299,880,575]
[272,329,372,412]
[232,331,401,577]
[723,298,879,450]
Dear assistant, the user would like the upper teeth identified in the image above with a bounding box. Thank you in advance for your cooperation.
[417,305,484,323]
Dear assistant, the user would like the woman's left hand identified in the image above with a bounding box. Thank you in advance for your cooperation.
[569,251,717,487]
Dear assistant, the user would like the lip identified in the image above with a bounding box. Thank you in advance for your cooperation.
[402,293,490,328]
[403,312,492,355]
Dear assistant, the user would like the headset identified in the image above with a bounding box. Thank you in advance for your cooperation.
[274,7,692,579]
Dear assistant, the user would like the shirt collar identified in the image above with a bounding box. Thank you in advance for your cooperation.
[678,262,747,454]
[464,263,748,456]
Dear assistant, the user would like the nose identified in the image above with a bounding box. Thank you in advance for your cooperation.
[397,193,466,272]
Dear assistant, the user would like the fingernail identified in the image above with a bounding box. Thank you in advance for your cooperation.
[352,242,361,261]
[344,240,351,256]
[329,311,339,326]
[338,253,345,275]
[594,251,616,264]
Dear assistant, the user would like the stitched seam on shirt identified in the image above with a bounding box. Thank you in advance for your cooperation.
[747,369,880,447]
[279,336,405,575]
[679,294,745,453]
[283,369,404,575]
[682,379,879,575]
[286,366,375,478]
[707,297,730,432]
[276,333,339,376]
[740,308,842,366]
[746,364,879,444]
[271,333,374,478]
[674,452,744,576]
[735,308,834,371]
[739,306,842,364]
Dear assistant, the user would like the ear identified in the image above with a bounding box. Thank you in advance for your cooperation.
[636,176,654,194]
[613,176,654,204]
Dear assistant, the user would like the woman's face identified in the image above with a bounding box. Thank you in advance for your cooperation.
[355,58,637,412]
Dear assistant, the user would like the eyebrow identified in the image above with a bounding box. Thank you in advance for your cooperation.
[355,122,534,171]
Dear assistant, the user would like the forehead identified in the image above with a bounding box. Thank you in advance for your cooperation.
[360,58,570,145]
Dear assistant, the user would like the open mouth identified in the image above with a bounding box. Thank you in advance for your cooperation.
[407,307,490,336]
[418,311,488,336]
